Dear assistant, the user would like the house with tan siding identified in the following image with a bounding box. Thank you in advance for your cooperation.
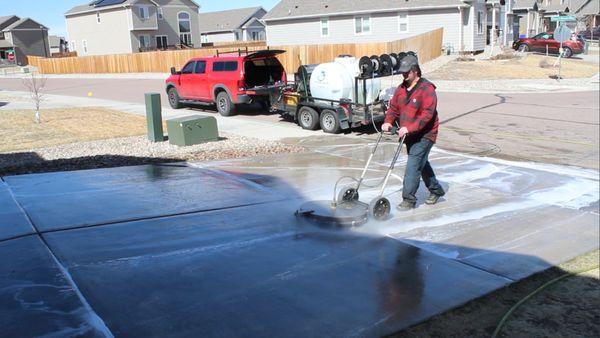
[263,0,518,53]
[65,0,200,56]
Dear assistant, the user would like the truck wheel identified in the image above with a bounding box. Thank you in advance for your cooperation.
[518,44,529,52]
[168,87,183,109]
[298,106,320,130]
[320,109,342,134]
[216,91,235,116]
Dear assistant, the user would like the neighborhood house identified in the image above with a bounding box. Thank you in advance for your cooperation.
[0,16,49,66]
[65,0,201,56]
[199,7,267,44]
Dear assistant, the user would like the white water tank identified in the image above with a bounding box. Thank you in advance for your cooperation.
[309,56,381,105]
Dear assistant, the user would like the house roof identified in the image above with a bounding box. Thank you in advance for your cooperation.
[262,0,466,21]
[0,15,19,31]
[66,0,199,16]
[513,0,592,13]
[49,35,65,46]
[2,18,48,31]
[199,6,265,33]
[575,0,599,15]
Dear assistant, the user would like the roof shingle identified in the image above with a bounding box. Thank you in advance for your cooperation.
[199,7,265,33]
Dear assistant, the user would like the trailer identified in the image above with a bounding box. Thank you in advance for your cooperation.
[268,63,390,134]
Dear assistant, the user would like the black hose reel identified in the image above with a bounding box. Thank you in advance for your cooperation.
[358,51,418,78]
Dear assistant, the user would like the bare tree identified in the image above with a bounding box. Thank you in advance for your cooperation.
[22,72,47,123]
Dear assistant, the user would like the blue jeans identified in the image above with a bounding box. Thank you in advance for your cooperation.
[402,138,445,203]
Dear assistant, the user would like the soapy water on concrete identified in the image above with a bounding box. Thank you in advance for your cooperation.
[305,143,599,238]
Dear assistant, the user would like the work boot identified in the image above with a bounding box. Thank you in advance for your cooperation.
[425,193,444,205]
[397,200,416,211]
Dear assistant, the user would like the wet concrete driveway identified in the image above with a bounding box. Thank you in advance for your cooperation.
[1,135,598,337]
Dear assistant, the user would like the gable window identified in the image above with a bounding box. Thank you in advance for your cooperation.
[82,40,88,54]
[157,8,164,20]
[477,11,484,34]
[321,18,329,37]
[96,12,101,24]
[178,12,192,46]
[156,35,167,49]
[139,35,150,48]
[355,15,371,35]
[139,6,150,21]
[398,12,408,33]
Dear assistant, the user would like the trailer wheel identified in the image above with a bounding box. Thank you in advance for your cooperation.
[320,109,342,134]
[298,106,320,130]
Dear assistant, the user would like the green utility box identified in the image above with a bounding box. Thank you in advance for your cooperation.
[167,115,219,146]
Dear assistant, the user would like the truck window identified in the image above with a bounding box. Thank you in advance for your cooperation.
[194,61,206,74]
[213,61,238,72]
[181,61,195,74]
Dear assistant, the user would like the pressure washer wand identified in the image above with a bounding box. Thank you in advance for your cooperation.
[355,131,384,193]
[378,131,406,197]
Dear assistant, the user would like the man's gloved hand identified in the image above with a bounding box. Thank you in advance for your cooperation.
[381,123,392,132]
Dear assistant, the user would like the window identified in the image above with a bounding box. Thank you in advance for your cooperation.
[477,11,484,34]
[181,61,195,74]
[82,40,88,54]
[213,61,238,72]
[70,41,76,52]
[355,15,371,35]
[321,18,329,37]
[178,12,192,46]
[139,6,150,20]
[251,31,259,41]
[157,8,164,20]
[234,30,241,41]
[0,32,4,40]
[201,34,209,43]
[96,12,101,24]
[398,12,408,33]
[194,61,206,74]
[139,35,150,48]
[156,35,167,49]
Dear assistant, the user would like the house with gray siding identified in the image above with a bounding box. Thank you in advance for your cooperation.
[65,0,200,56]
[0,16,50,66]
[514,0,599,38]
[263,0,518,53]
[199,7,267,44]
[49,36,69,55]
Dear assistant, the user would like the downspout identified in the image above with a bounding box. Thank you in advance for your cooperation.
[458,6,464,53]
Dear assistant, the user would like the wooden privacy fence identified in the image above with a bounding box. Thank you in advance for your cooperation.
[27,28,443,75]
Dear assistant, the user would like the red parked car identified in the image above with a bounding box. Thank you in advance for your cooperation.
[513,31,584,58]
[165,50,287,116]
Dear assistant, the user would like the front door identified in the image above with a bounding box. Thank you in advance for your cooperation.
[189,60,209,100]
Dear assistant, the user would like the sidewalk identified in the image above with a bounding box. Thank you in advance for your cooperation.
[0,90,317,141]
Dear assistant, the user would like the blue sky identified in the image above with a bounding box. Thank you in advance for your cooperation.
[2,0,280,38]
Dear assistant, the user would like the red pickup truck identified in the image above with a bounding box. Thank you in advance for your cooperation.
[165,50,287,116]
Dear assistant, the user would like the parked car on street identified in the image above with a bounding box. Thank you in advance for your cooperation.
[513,32,584,57]
[165,49,287,116]
[580,26,600,40]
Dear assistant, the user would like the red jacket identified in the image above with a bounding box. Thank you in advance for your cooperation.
[384,78,439,143]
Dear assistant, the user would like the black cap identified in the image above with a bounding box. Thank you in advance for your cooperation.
[397,54,418,73]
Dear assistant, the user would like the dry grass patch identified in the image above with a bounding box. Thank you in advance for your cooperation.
[0,107,156,153]
[428,53,598,80]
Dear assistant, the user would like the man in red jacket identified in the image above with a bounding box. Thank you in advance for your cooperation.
[382,54,445,210]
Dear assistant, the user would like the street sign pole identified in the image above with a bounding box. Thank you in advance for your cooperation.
[553,23,572,81]
[558,41,563,81]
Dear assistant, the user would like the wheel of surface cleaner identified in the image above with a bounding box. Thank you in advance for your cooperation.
[338,187,359,203]
[369,197,391,220]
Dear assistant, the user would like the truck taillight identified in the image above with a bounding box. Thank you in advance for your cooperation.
[238,80,246,91]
